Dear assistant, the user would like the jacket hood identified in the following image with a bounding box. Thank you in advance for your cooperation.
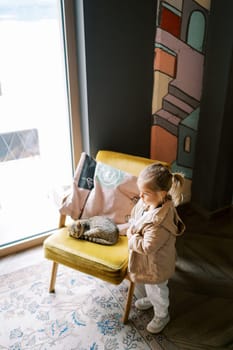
[151,200,185,236]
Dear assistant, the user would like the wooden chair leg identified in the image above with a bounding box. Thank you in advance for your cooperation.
[49,262,59,293]
[122,280,135,324]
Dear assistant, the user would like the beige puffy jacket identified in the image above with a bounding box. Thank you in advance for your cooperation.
[127,199,185,284]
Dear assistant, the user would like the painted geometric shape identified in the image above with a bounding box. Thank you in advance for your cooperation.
[152,71,172,114]
[160,5,181,38]
[163,93,193,120]
[154,47,177,78]
[153,109,181,136]
[177,108,200,168]
[150,125,177,163]
[187,10,206,52]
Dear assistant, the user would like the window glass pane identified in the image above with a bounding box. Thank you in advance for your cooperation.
[0,1,73,246]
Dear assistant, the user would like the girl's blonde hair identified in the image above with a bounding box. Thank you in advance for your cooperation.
[138,163,184,207]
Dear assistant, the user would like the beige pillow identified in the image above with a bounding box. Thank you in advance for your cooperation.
[81,161,139,224]
[60,152,139,225]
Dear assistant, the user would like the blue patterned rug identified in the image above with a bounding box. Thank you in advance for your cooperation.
[0,261,167,350]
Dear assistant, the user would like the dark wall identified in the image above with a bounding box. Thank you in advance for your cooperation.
[191,0,233,214]
[81,0,157,158]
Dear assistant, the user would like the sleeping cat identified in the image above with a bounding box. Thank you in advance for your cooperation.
[68,216,119,245]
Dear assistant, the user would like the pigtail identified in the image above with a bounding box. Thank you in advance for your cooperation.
[168,172,184,207]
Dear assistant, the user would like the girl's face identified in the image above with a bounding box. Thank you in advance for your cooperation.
[137,182,166,209]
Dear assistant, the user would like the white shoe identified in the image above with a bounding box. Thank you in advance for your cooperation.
[146,314,170,334]
[135,297,153,310]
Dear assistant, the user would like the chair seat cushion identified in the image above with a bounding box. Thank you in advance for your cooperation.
[44,228,129,284]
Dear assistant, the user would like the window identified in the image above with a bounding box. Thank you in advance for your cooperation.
[0,0,82,255]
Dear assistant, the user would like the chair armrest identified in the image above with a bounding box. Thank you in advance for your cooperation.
[59,214,67,228]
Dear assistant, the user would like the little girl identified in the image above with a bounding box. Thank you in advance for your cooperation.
[127,163,185,334]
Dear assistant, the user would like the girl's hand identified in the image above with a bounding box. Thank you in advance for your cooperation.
[126,226,134,240]
[127,231,132,240]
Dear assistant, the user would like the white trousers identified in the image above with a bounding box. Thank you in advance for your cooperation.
[145,280,169,318]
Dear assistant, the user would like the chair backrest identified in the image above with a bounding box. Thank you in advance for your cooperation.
[96,150,169,176]
[59,150,170,227]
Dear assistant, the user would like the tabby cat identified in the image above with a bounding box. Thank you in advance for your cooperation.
[68,216,119,245]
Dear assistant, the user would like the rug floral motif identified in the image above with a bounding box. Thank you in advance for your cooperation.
[0,261,165,350]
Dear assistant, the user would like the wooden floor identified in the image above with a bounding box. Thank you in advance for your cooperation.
[1,203,233,350]
[164,204,233,350]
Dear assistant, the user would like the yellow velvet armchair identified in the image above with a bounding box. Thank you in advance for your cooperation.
[43,150,167,323]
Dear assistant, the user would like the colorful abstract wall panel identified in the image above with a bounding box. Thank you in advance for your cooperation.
[151,0,211,183]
